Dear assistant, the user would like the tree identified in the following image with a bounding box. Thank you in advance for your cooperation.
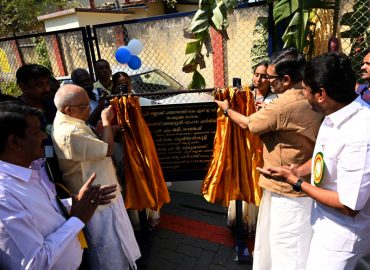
[182,0,238,89]
[0,0,78,37]
[183,0,335,89]
[340,0,370,80]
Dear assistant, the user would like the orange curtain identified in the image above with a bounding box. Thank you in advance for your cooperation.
[202,87,263,207]
[111,96,170,211]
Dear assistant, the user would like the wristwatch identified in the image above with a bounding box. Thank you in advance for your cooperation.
[292,178,304,192]
[223,107,229,117]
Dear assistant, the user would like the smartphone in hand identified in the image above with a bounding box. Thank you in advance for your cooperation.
[256,167,271,177]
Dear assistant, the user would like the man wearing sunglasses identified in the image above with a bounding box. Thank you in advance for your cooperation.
[215,47,323,270]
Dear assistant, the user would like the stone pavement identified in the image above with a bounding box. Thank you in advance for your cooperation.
[136,190,254,270]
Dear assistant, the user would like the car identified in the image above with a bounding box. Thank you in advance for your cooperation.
[116,67,213,105]
[58,67,213,105]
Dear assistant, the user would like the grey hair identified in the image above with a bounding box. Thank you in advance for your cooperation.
[54,84,83,111]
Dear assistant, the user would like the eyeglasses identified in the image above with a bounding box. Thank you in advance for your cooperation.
[67,105,90,109]
[266,74,281,80]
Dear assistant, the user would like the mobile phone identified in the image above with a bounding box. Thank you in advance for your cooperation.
[232,78,241,88]
[118,85,128,94]
[256,167,271,177]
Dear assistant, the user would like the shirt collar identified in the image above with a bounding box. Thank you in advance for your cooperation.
[325,96,363,128]
[56,110,86,125]
[278,82,303,96]
[0,160,32,182]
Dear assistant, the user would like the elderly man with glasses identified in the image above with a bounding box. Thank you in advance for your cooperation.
[51,84,140,270]
[216,47,323,270]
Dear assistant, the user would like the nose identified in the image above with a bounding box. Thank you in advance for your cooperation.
[42,131,48,140]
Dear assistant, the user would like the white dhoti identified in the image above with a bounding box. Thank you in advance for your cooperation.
[253,190,313,270]
[306,230,370,270]
[85,195,141,270]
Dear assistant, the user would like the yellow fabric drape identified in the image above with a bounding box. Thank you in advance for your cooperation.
[111,96,170,211]
[202,87,263,207]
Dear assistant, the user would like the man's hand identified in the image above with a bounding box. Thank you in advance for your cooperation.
[70,173,117,224]
[101,105,115,126]
[255,101,266,111]
[267,165,299,185]
[70,173,99,224]
[97,184,117,205]
[215,99,230,112]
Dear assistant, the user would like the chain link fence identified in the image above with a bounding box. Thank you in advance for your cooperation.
[338,0,369,81]
[0,28,93,96]
[0,0,368,100]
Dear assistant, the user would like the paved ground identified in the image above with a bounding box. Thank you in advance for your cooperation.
[136,190,254,270]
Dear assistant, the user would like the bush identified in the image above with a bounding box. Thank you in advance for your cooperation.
[0,81,22,97]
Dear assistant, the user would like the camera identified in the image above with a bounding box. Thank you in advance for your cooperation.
[117,84,129,94]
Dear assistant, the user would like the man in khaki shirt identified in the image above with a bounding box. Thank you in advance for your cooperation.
[51,85,140,270]
[216,48,323,270]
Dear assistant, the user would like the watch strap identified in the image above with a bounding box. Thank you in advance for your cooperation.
[292,178,304,192]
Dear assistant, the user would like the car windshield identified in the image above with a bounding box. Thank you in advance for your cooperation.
[130,69,182,95]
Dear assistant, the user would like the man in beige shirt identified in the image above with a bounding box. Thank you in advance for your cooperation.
[51,84,140,270]
[216,48,323,270]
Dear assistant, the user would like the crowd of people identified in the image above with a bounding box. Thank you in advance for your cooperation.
[217,48,370,270]
[0,47,369,270]
[0,61,140,270]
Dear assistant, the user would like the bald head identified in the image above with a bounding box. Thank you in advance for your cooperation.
[54,84,88,111]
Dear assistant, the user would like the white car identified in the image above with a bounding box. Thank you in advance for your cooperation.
[58,68,213,105]
[114,68,214,105]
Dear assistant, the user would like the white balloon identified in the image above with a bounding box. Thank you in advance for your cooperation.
[127,39,144,55]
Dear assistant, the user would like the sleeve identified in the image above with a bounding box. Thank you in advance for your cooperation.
[0,196,84,270]
[248,101,279,135]
[68,130,108,161]
[337,140,370,210]
[61,197,72,213]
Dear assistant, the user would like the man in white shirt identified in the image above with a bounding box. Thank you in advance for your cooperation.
[0,104,117,270]
[52,84,141,270]
[268,52,370,270]
[93,59,113,96]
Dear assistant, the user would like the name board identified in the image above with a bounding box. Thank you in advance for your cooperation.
[141,103,217,181]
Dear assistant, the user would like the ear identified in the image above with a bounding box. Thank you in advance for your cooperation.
[6,134,22,152]
[315,88,327,103]
[63,106,72,116]
[281,74,292,87]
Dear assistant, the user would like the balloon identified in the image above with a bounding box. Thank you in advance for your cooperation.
[127,39,144,55]
[115,46,131,64]
[128,55,142,70]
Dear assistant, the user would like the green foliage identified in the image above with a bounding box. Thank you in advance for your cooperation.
[183,0,238,89]
[0,81,21,97]
[188,70,206,89]
[340,0,369,80]
[34,37,53,72]
[273,0,334,58]
[250,16,269,69]
[0,0,78,36]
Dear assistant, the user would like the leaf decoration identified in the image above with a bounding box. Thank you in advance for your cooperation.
[188,70,206,89]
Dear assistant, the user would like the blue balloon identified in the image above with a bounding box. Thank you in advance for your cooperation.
[115,46,131,64]
[128,55,141,70]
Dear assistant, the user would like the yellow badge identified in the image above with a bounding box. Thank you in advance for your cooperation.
[313,152,325,186]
